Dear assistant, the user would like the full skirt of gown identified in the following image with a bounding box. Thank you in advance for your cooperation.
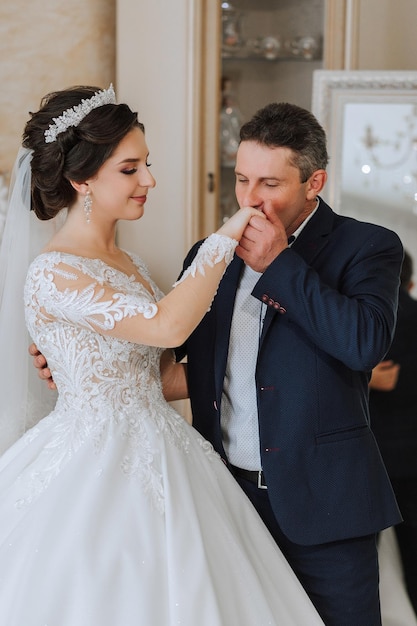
[0,398,324,625]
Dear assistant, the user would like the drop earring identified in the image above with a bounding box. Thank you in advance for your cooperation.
[84,191,92,224]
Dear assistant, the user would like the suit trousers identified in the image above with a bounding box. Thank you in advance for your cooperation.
[234,474,381,626]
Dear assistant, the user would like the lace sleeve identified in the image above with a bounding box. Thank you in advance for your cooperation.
[172,234,238,287]
[25,238,238,349]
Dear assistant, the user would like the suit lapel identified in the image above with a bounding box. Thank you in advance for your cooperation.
[292,199,333,264]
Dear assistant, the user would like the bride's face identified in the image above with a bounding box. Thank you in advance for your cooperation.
[86,127,156,223]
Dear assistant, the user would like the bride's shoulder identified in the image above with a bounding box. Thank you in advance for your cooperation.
[29,250,64,270]
[30,250,75,267]
[28,251,92,278]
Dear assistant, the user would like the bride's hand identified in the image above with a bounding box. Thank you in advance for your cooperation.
[216,207,265,242]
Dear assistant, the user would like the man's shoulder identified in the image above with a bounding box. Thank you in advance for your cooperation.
[303,201,401,256]
[317,202,402,249]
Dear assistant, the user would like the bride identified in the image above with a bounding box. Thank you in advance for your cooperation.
[0,84,324,625]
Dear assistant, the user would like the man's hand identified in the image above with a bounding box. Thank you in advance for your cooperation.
[235,213,288,273]
[217,206,266,243]
[160,349,189,403]
[28,343,56,390]
[369,360,400,392]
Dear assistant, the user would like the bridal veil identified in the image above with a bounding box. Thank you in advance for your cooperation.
[0,147,61,453]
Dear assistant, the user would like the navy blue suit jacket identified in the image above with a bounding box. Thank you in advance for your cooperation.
[177,199,403,545]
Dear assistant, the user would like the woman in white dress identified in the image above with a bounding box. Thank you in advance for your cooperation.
[0,84,324,625]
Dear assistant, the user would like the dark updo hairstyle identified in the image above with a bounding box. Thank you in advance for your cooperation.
[23,85,143,220]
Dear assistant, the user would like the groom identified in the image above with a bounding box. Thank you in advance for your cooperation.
[174,103,403,625]
[33,102,403,625]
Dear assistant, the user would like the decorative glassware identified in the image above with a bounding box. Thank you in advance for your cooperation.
[260,36,281,60]
[220,77,243,167]
[221,1,243,56]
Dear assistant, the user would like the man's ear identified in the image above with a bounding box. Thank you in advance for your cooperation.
[306,169,327,199]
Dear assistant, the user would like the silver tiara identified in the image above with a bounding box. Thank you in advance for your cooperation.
[44,84,117,143]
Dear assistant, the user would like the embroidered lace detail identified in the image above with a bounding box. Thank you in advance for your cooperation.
[20,251,192,513]
[172,233,238,287]
[196,437,221,461]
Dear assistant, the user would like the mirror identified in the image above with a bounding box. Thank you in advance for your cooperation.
[312,70,417,294]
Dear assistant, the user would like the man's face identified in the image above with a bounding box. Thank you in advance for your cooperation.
[234,140,319,234]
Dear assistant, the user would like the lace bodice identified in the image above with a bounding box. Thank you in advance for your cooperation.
[25,251,166,412]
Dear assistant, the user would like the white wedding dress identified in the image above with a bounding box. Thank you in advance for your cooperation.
[0,248,324,626]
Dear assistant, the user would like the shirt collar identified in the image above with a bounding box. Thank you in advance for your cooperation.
[290,197,320,243]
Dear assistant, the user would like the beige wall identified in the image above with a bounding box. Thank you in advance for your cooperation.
[116,0,200,293]
[2,0,417,179]
[356,0,417,69]
[0,0,115,180]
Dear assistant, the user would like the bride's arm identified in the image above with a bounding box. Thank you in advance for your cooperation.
[33,207,263,349]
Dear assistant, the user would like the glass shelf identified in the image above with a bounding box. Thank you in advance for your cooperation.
[222,52,322,62]
[222,35,323,62]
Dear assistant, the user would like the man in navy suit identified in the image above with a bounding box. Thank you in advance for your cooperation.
[176,103,403,625]
[369,250,417,617]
